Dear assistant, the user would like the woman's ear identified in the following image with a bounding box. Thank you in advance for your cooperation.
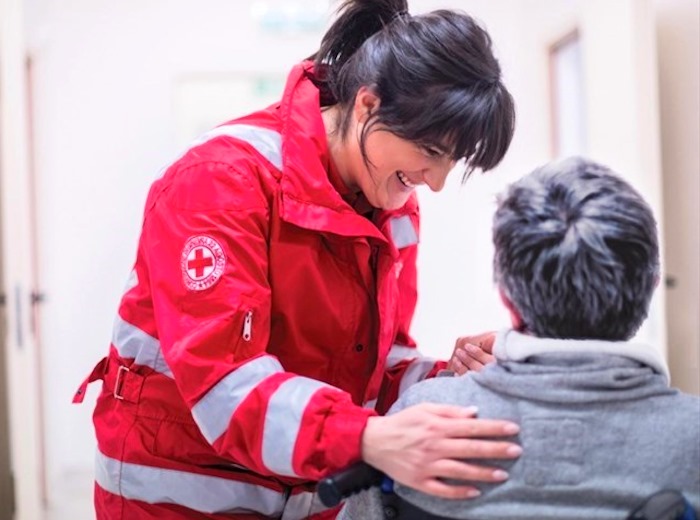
[353,86,380,123]
[499,287,525,331]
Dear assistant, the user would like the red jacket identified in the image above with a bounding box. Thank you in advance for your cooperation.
[75,62,445,519]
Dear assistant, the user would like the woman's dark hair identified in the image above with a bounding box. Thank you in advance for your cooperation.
[309,0,515,179]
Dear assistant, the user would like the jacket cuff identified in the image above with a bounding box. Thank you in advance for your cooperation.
[322,406,377,473]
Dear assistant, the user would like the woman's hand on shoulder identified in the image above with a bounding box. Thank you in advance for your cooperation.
[360,403,521,499]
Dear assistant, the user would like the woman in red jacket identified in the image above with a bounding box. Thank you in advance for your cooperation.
[75,0,520,518]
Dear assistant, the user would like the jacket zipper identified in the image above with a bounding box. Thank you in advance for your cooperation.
[242,310,253,342]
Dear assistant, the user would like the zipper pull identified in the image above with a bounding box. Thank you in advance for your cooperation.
[242,310,253,342]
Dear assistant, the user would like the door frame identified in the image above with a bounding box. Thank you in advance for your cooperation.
[0,0,45,518]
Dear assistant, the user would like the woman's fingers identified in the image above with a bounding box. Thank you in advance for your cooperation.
[413,457,513,498]
[436,437,522,460]
[447,351,469,375]
[419,479,482,500]
[450,331,497,374]
[453,355,469,374]
[455,332,496,354]
[441,416,520,439]
[418,402,479,419]
[407,451,517,499]
[431,458,510,483]
[416,404,519,437]
[463,343,495,366]
[453,346,489,372]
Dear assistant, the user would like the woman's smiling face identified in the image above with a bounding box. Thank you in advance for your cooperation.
[331,87,458,210]
[352,127,457,210]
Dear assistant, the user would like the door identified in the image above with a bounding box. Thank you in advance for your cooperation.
[0,0,45,518]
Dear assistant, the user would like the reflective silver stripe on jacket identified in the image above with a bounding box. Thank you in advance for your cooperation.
[112,314,173,378]
[262,376,334,477]
[95,450,328,518]
[192,355,284,444]
[385,343,423,369]
[157,122,284,178]
[362,398,378,410]
[190,123,283,170]
[398,357,438,396]
[385,344,438,396]
[390,215,418,249]
[124,269,138,292]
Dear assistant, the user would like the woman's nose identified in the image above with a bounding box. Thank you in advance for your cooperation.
[423,164,452,192]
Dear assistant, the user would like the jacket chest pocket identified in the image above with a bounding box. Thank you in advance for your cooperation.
[269,236,376,381]
[274,238,369,336]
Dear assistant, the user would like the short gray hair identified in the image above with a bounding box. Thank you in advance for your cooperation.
[493,157,659,340]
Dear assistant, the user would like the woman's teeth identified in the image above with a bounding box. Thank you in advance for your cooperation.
[397,171,416,189]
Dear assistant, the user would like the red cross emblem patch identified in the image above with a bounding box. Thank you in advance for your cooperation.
[181,236,226,291]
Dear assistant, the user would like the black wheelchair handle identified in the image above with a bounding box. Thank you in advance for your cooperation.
[317,462,385,507]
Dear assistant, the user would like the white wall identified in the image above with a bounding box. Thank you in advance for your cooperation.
[411,0,547,356]
[22,0,685,513]
[581,0,667,351]
[654,0,700,394]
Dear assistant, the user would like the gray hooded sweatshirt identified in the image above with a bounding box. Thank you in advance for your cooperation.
[340,330,700,520]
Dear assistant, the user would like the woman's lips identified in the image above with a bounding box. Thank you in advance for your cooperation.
[397,171,417,189]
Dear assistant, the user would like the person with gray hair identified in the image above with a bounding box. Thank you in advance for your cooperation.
[493,157,659,342]
[340,157,700,519]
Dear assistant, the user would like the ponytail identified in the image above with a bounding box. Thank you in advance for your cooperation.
[310,0,408,95]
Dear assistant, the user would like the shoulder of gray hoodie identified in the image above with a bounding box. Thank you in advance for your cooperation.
[339,353,700,520]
